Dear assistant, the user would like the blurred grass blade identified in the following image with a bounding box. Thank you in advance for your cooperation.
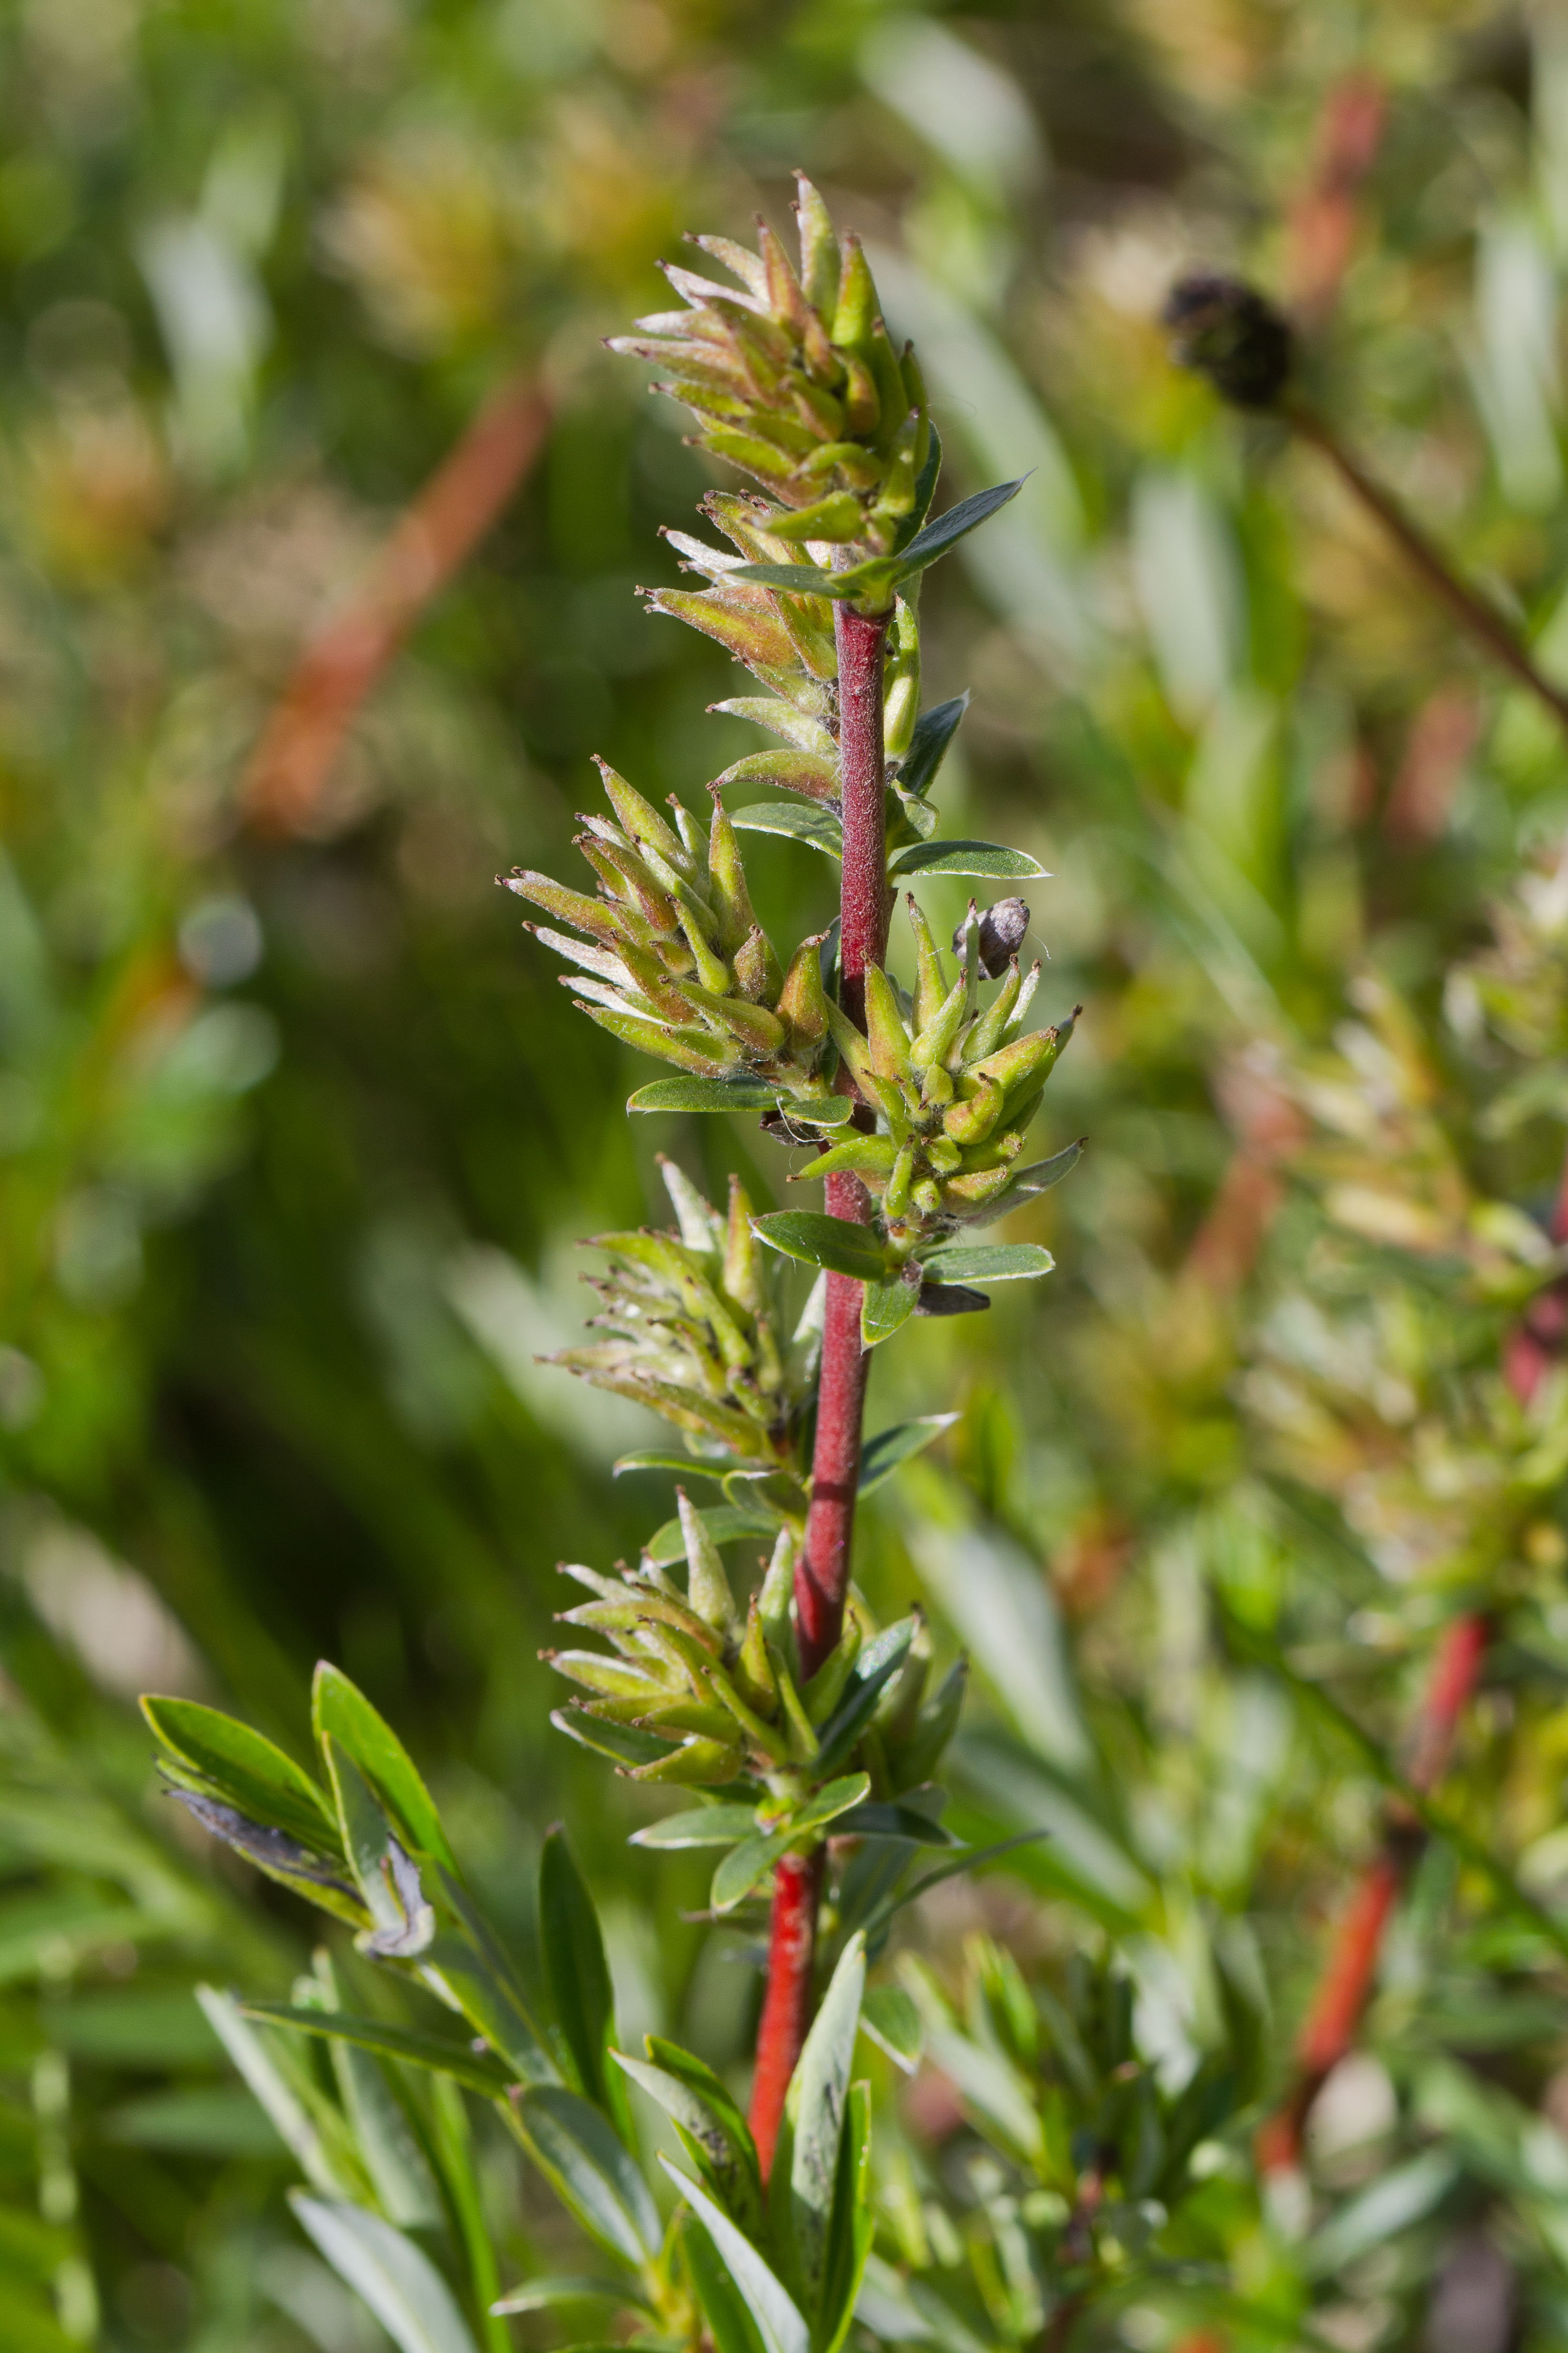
[291,2193,482,2353]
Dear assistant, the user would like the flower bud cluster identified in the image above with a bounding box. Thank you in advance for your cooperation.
[609,175,930,560]
[809,896,1078,1234]
[546,1500,963,1819]
[503,760,836,1099]
[547,1159,815,1468]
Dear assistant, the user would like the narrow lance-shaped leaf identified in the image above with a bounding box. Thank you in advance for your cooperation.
[540,1826,617,2110]
[896,694,968,802]
[889,476,1027,575]
[858,1415,958,1495]
[313,1663,458,1874]
[819,2078,874,2353]
[311,1952,443,2228]
[660,2157,810,2353]
[888,840,1050,881]
[142,1697,340,1854]
[291,2194,482,2353]
[771,1932,867,2326]
[685,2214,769,2353]
[917,1244,1056,1285]
[612,2040,765,2239]
[751,1212,892,1283]
[509,2085,661,2269]
[239,2001,512,2100]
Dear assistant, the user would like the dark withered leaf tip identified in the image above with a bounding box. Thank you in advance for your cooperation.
[1162,273,1293,409]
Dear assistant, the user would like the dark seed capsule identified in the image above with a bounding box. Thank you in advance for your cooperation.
[1162,273,1293,409]
[954,896,1030,979]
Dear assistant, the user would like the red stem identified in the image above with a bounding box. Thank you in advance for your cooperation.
[750,1849,825,2177]
[241,377,550,837]
[1258,1140,1568,2171]
[751,601,890,2173]
[1288,403,1568,739]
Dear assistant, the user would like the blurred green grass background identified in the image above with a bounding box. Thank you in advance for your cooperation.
[7,0,1568,2344]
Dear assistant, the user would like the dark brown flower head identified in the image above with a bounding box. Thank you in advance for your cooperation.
[1162,273,1293,409]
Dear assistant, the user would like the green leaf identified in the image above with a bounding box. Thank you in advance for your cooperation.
[887,840,1048,881]
[323,1738,436,1958]
[427,2072,511,2353]
[858,1987,922,2074]
[731,802,844,860]
[1303,2150,1461,2278]
[813,1623,918,1777]
[992,1140,1082,1202]
[291,2195,482,2353]
[819,2078,873,2353]
[239,2003,512,2100]
[613,2042,764,2238]
[510,2085,661,2268]
[312,1663,457,1874]
[860,1274,919,1348]
[141,1698,339,1854]
[774,1933,866,2326]
[709,1833,788,1915]
[716,750,840,802]
[630,1804,757,1849]
[628,1075,784,1114]
[899,1960,1042,2161]
[550,1709,670,1770]
[196,1986,367,2200]
[321,1972,444,2227]
[428,1871,557,2085]
[918,1244,1055,1285]
[660,2159,810,2353]
[644,1499,782,1568]
[489,2278,640,2319]
[858,1416,958,1496]
[708,1777,871,1915]
[751,1213,891,1283]
[540,1826,617,2110]
[906,419,944,540]
[890,478,1026,577]
[612,1451,732,1479]
[685,2217,768,2353]
[897,695,968,802]
[777,1093,857,1127]
[836,1802,955,1847]
[726,562,856,600]
[859,1831,1051,1945]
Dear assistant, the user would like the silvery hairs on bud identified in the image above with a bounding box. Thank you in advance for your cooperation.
[956,896,1031,980]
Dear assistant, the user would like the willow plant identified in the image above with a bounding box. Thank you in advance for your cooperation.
[138,188,1079,2350]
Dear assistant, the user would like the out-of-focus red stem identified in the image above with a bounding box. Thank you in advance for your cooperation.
[1284,71,1386,323]
[750,1847,824,2178]
[1262,1475,1513,2165]
[240,376,551,838]
[752,602,890,2169]
[1288,405,1568,740]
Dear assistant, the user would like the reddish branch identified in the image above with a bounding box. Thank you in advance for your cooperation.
[752,602,891,2175]
[240,376,550,838]
[1260,1165,1568,2170]
[1286,404,1568,739]
[1283,71,1386,323]
[748,1848,825,2176]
